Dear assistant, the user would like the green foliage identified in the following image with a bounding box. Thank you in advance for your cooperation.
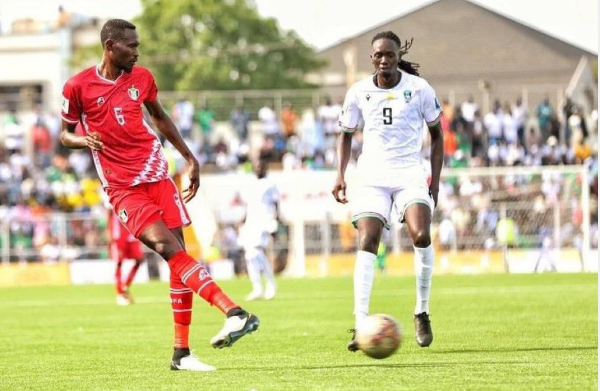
[70,42,103,70]
[133,0,326,91]
[0,274,597,390]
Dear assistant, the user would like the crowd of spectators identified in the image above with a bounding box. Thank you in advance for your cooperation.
[0,94,597,263]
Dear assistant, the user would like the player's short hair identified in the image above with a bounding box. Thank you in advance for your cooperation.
[371,31,420,76]
[100,19,136,48]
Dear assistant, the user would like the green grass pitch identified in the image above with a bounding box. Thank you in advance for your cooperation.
[0,273,596,390]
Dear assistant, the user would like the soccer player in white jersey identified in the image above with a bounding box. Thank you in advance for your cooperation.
[238,157,280,300]
[332,31,444,350]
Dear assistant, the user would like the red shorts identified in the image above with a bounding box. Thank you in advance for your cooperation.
[106,179,191,238]
[110,240,144,261]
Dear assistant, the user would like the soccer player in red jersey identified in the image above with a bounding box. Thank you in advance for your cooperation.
[108,209,145,306]
[59,19,259,372]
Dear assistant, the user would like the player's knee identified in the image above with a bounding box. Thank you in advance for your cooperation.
[413,230,431,248]
[152,239,179,260]
[359,233,379,254]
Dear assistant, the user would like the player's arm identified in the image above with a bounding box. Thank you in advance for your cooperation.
[60,81,102,150]
[60,121,103,151]
[333,132,353,204]
[144,99,199,202]
[421,85,444,207]
[332,89,360,204]
[428,122,444,207]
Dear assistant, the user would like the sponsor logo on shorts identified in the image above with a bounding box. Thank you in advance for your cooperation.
[118,209,129,223]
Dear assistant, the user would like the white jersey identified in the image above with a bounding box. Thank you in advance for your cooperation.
[243,176,279,232]
[339,71,442,186]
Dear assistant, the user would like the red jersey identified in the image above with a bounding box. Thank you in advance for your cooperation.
[61,66,169,189]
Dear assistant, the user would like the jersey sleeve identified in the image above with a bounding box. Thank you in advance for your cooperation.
[61,79,82,124]
[338,87,362,133]
[420,83,443,127]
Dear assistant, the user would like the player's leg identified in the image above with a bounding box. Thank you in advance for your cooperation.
[346,186,391,352]
[403,202,435,348]
[138,221,259,350]
[111,242,129,305]
[347,218,384,352]
[257,247,276,300]
[122,241,145,303]
[152,178,259,348]
[165,226,213,371]
[244,247,265,300]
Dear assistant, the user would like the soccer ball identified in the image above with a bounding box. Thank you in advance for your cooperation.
[355,314,402,359]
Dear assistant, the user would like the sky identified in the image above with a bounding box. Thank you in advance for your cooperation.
[0,0,597,53]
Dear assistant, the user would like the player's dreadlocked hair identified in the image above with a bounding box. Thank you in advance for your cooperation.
[371,31,420,76]
[100,19,136,48]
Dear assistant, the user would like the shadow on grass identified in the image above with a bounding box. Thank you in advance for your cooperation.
[429,346,598,355]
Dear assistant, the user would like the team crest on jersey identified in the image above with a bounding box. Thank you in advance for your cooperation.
[118,209,129,223]
[403,90,412,103]
[97,97,105,106]
[128,86,140,100]
[366,94,371,101]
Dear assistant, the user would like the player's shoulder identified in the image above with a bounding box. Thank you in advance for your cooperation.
[131,66,155,79]
[65,66,96,87]
[353,75,377,89]
[402,71,434,91]
[347,75,376,95]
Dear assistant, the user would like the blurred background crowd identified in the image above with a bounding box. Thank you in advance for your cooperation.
[1,92,597,264]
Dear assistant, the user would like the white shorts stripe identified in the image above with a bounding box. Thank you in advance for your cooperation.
[170,178,190,225]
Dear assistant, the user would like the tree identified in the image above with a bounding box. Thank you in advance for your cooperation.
[132,0,326,91]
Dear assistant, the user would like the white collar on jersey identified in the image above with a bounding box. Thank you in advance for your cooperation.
[95,65,124,84]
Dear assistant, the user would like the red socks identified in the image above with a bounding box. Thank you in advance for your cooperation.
[170,272,193,349]
[168,251,239,315]
[115,262,124,294]
[124,261,142,288]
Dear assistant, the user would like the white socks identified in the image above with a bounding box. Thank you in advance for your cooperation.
[245,250,263,295]
[245,248,276,294]
[257,251,276,288]
[414,244,434,314]
[354,250,376,329]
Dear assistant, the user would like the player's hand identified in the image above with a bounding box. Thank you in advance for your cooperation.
[86,132,103,151]
[183,157,200,203]
[332,176,348,204]
[429,185,439,207]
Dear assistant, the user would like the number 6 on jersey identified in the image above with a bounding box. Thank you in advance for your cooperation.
[114,107,126,125]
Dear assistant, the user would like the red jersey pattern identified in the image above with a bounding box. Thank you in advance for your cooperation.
[61,66,169,189]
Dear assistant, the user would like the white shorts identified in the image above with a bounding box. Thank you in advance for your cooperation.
[351,173,434,229]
